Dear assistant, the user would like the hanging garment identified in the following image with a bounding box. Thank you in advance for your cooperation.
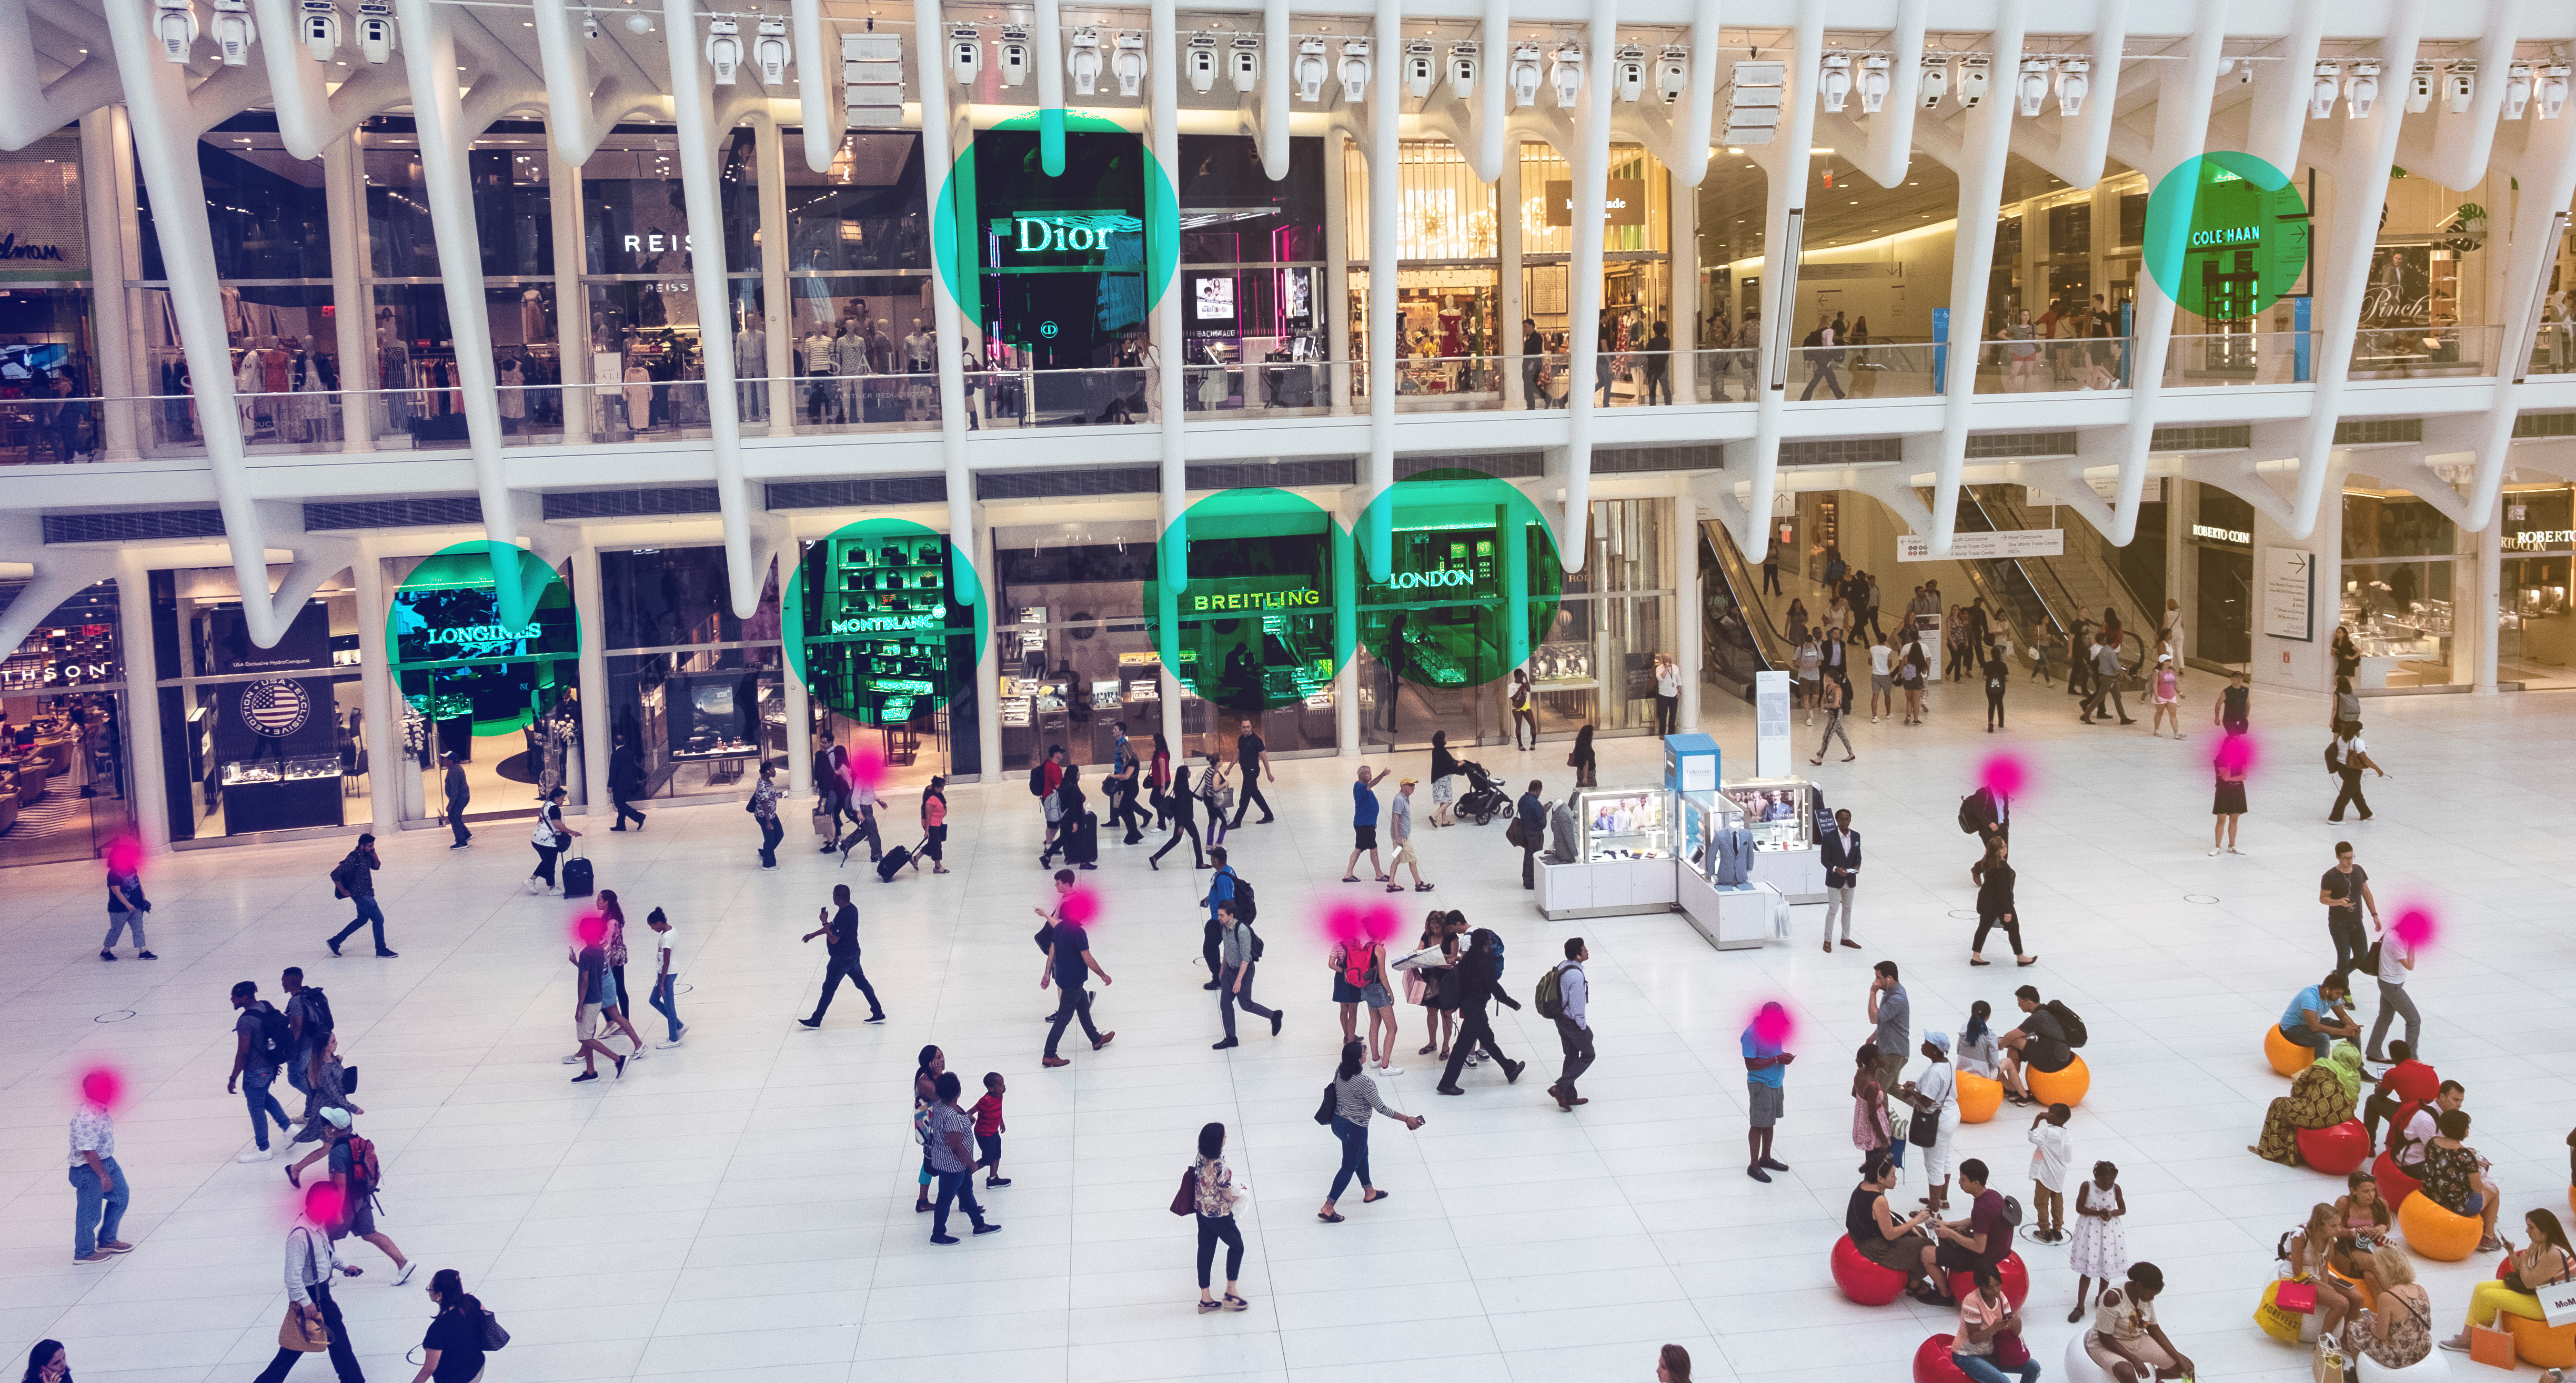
[496,359,528,420]
[622,364,653,423]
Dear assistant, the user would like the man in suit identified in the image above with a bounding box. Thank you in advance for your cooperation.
[440,753,471,849]
[1819,809,1861,952]
[813,732,857,852]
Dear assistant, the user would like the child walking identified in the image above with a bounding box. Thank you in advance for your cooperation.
[972,1073,1011,1189]
[2028,1103,2073,1243]
[2066,1159,2130,1323]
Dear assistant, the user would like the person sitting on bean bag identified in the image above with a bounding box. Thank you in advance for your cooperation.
[2251,1042,2362,1165]
[2349,1244,2435,1371]
[2085,1262,2196,1382]
[2439,1208,2576,1358]
[1845,1150,1940,1297]
[1997,985,2075,1107]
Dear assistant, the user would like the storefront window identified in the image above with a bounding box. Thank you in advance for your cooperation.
[0,578,134,865]
[597,546,791,798]
[580,128,762,435]
[382,547,580,827]
[2193,489,2255,665]
[150,567,369,841]
[993,521,1159,769]
[2500,486,2575,686]
[788,523,981,787]
[0,132,104,462]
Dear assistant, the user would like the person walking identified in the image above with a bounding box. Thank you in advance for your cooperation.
[1795,634,1824,724]
[843,773,886,863]
[1809,674,1855,765]
[325,834,394,957]
[1819,808,1861,952]
[2329,721,2386,823]
[407,1269,490,1383]
[1211,896,1282,1050]
[1547,938,1596,1112]
[797,883,885,1026]
[1867,632,1895,723]
[1196,751,1233,853]
[2320,841,2380,976]
[1982,641,2009,731]
[924,1072,1001,1243]
[1150,759,1204,871]
[812,732,853,852]
[970,1073,1009,1189]
[1510,669,1538,748]
[278,962,331,1106]
[252,1187,366,1383]
[1761,545,1782,597]
[2082,631,2134,725]
[608,733,648,832]
[440,752,473,847]
[2367,913,2421,1063]
[748,762,784,869]
[67,1086,130,1264]
[1147,732,1173,830]
[1653,653,1681,735]
[1189,1123,1250,1313]
[1900,633,1929,725]
[1969,836,2033,967]
[1799,315,1846,399]
[2211,735,2249,855]
[919,774,951,873]
[228,981,296,1163]
[1386,778,1431,893]
[1040,902,1114,1067]
[526,789,576,893]
[1106,722,1149,844]
[645,907,685,1047]
[285,1032,358,1183]
[2147,654,2184,739]
[1340,765,1394,883]
[567,928,629,1083]
[316,1105,412,1283]
[1742,1002,1794,1182]
[1229,718,1276,827]
[1434,928,1526,1093]
[1317,1040,1426,1221]
[99,855,152,961]
[1569,723,1598,788]
[1515,779,1547,890]
[1198,846,1236,990]
[1427,730,1461,827]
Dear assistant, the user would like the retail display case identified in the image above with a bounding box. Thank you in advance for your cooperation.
[1538,785,1680,919]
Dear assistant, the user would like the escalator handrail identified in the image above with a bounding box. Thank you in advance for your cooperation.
[1698,522,1796,672]
[1957,488,2081,645]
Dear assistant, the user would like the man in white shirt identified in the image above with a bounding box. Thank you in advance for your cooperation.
[2329,724,2384,823]
[1653,654,1681,735]
[255,1188,365,1382]
[647,908,686,1048]
[1549,938,1594,1112]
[2395,1080,2463,1169]
[2366,922,2419,1063]
[1867,636,1895,722]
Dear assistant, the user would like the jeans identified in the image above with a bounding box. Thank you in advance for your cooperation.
[1822,886,1856,944]
[328,896,386,952]
[1555,1016,1596,1098]
[2330,769,2373,821]
[1952,1354,2041,1383]
[757,815,784,867]
[244,1066,292,1150]
[1044,985,1101,1057]
[2330,913,2370,975]
[448,800,472,845]
[1327,1116,1372,1200]
[102,908,148,951]
[1218,964,1279,1040]
[649,972,682,1041]
[932,1168,988,1236]
[1644,367,1671,406]
[2280,1021,2333,1058]
[1195,1213,1245,1288]
[1654,694,1678,735]
[2369,981,2421,1058]
[1522,360,1543,407]
[69,1159,128,1258]
[1799,361,1844,400]
[1152,816,1204,867]
[253,1281,365,1383]
[810,955,882,1022]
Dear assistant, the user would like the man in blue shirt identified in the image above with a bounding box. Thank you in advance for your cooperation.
[2279,971,2362,1059]
[1741,1002,1794,1182]
[1340,765,1393,883]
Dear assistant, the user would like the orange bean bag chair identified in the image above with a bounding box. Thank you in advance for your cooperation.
[2398,1188,2482,1261]
[1948,1252,2030,1309]
[1957,1072,2003,1124]
[1913,1334,1972,1383]
[1832,1234,1911,1306]
[2373,1150,2423,1207]
[2298,1119,2372,1175]
[2028,1056,2090,1109]
[2267,1025,2318,1077]
[2504,1313,2576,1370]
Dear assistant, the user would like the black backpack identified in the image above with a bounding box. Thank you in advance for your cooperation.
[1230,875,1258,924]
[1027,763,1048,796]
[2042,999,2088,1048]
[1957,789,1989,835]
[298,987,336,1045]
[2324,739,2344,775]
[253,1002,295,1068]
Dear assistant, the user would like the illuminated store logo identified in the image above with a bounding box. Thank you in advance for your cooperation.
[2510,529,2575,549]
[0,233,65,261]
[1192,587,1322,613]
[1388,568,1477,591]
[997,211,1144,258]
[830,611,948,635]
[621,233,696,254]
[425,622,542,647]
[2191,523,2251,546]
[2186,226,2261,248]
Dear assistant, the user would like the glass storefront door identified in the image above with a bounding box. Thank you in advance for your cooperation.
[0,579,135,866]
[384,546,582,827]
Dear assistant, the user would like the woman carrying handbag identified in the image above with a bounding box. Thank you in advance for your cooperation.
[1953,1264,2040,1383]
[406,1269,496,1383]
[1180,1122,1250,1313]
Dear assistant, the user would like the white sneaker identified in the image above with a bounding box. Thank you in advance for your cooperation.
[562,1053,581,1065]
[393,1260,417,1286]
[238,1146,275,1163]
[1379,1065,1405,1078]
[656,1037,684,1048]
[2227,846,2242,855]
[2207,848,2221,856]
[628,1045,649,1061]
[525,877,542,894]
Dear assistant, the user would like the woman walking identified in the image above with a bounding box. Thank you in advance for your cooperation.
[1969,837,2034,967]
[2148,654,2185,739]
[1568,724,1597,789]
[527,785,576,892]
[920,775,951,873]
[1809,674,1854,765]
[1901,634,1928,725]
[1435,928,1527,1094]
[2211,737,2248,855]
[748,762,784,869]
[1982,640,2009,732]
[1795,635,1823,723]
[1150,759,1205,870]
[912,1046,945,1214]
[1190,1123,1250,1312]
[405,1269,490,1383]
[1428,731,1460,826]
[1198,751,1233,852]
[1148,733,1173,830]
[1318,1040,1425,1222]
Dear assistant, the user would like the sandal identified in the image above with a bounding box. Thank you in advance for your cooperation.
[1361,1189,1390,1204]
[1198,1299,1222,1314]
[1969,958,1991,966]
[1317,1211,1344,1223]
[2016,956,2039,966]
[1224,1294,1250,1312]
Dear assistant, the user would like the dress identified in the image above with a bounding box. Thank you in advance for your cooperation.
[2066,1180,2127,1281]
[2212,766,2247,816]
[2353,1284,2433,1370]
[2257,1064,2357,1165]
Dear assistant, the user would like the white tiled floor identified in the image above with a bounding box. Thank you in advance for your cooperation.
[6,672,2575,1382]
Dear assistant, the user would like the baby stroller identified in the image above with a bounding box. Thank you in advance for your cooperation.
[1455,760,1508,824]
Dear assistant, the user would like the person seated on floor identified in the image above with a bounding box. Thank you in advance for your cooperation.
[2440,1208,2576,1357]
[1846,1150,1940,1297]
[1997,985,2074,1106]
[2252,1041,2363,1166]
[2279,971,2364,1061]
[2422,1108,2508,1254]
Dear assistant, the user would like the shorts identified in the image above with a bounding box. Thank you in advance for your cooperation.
[577,1003,602,1040]
[2025,1039,2072,1074]
[1332,975,1364,1004]
[1353,823,1378,851]
[1871,673,1893,697]
[1431,776,1454,804]
[1362,981,1394,1010]
[1747,1082,1784,1127]
[2086,1335,2176,1375]
[1389,842,1417,870]
[332,1194,377,1240]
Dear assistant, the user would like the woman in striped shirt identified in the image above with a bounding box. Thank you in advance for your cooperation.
[1318,1041,1425,1223]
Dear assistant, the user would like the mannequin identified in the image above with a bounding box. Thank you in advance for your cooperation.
[1709,824,1755,887]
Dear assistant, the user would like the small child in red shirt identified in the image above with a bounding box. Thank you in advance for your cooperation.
[972,1072,1010,1189]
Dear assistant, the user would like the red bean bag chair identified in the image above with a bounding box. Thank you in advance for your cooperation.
[2298,1119,2372,1175]
[2373,1150,2423,1207]
[1948,1251,2030,1309]
[1832,1233,1911,1306]
[1913,1334,1971,1383]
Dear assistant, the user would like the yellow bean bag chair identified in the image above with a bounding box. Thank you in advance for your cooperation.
[2267,1025,2317,1077]
[2397,1191,2481,1262]
[2028,1055,2090,1109]
[1957,1072,2003,1124]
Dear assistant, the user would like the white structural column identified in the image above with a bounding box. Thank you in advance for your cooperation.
[1925,0,2027,556]
[547,139,590,445]
[787,0,844,173]
[912,0,980,613]
[1467,0,1508,181]
[113,551,170,852]
[108,105,149,461]
[978,516,1009,781]
[1671,168,1696,402]
[2283,0,2425,539]
[1258,0,1291,179]
[349,541,403,836]
[2476,493,2501,692]
[1361,0,1403,583]
[1500,148,1524,408]
[660,0,763,620]
[1554,0,1618,574]
[755,116,796,436]
[571,539,612,818]
[1032,0,1069,176]
[77,113,138,460]
[1149,0,1186,597]
[1728,6,1822,562]
[2461,113,2576,523]
[784,658,814,797]
[1335,492,1360,758]
[324,137,379,453]
[1325,132,1352,414]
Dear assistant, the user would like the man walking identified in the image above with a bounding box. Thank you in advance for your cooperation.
[2063,606,2095,703]
[1341,765,1394,883]
[1819,808,1862,952]
[607,733,647,832]
[1386,778,1431,893]
[1230,718,1276,827]
[252,1188,365,1383]
[1199,847,1235,989]
[1548,938,1596,1112]
[646,907,686,1047]
[317,1105,411,1283]
[1040,896,1115,1067]
[1107,721,1150,844]
[813,731,853,852]
[1210,897,1282,1050]
[325,834,395,958]
[2081,631,2132,725]
[2368,910,2420,1063]
[68,1086,130,1264]
[1521,317,1545,406]
[798,883,885,1026]
[441,752,473,847]
[925,1072,1001,1243]
[569,926,628,1082]
[228,981,296,1163]
[101,856,152,961]
[2329,722,2386,823]
[281,966,330,1105]
[1516,779,1547,890]
[844,773,885,863]
[1799,315,1845,400]
[2319,841,2380,976]
[1741,1001,1793,1182]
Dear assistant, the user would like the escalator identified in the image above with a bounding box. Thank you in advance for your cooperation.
[1949,487,2151,685]
[1697,521,1798,701]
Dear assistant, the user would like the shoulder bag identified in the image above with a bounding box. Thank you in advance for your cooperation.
[1171,1165,1199,1217]
[1314,1081,1339,1126]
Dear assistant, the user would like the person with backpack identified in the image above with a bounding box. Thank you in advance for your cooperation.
[254,1186,367,1383]
[1434,928,1526,1095]
[228,981,297,1163]
[325,834,395,957]
[1199,846,1244,988]
[408,1267,494,1383]
[1998,985,2082,1107]
[1210,897,1281,1050]
[1543,938,1595,1113]
[317,1105,414,1285]
[2328,722,2385,824]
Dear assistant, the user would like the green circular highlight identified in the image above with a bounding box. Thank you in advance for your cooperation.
[1144,488,1354,712]
[2144,152,2310,321]
[784,519,989,728]
[1353,470,1564,692]
[385,542,580,738]
[932,109,1180,320]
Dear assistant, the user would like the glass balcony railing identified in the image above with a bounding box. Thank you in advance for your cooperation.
[2349,324,2501,380]
[2159,331,2319,388]
[1973,337,2133,394]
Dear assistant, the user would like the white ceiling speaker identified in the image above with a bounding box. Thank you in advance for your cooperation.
[1230,36,1260,93]
[1339,38,1371,104]
[950,25,982,88]
[355,1,395,62]
[154,0,198,62]
[1067,28,1103,96]
[2016,57,2049,116]
[2538,62,2569,119]
[997,28,1030,87]
[1919,54,1948,108]
[1404,39,1435,100]
[2345,59,2380,118]
[2444,59,2475,114]
[843,32,904,127]
[1293,37,1328,102]
[299,0,338,61]
[1112,32,1146,98]
[706,17,742,86]
[1725,59,1785,143]
[209,0,254,66]
[2503,60,2533,119]
[753,16,790,86]
[2055,56,2087,116]
[2406,59,2434,114]
[2309,60,2341,119]
[1450,42,1480,100]
[1549,43,1583,108]
[1508,43,1543,108]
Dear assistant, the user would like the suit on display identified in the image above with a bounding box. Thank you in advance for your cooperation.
[1707,827,1755,887]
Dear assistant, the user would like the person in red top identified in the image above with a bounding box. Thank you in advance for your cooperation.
[2362,1040,2438,1147]
[971,1072,1010,1189]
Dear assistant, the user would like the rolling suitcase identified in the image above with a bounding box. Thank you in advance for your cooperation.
[876,841,920,883]
[560,849,594,899]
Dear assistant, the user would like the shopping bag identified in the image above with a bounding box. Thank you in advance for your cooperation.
[2274,1280,2318,1314]
[2468,1321,2518,1369]
[2254,1279,2307,1344]
[2537,1276,2576,1329]
[2310,1339,2348,1383]
[279,1306,330,1352]
[1170,1166,1196,1217]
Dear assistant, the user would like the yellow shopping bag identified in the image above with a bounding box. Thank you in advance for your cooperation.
[2255,1277,2308,1344]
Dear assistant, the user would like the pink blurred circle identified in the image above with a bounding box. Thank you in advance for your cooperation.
[101,835,145,876]
[1320,901,1365,945]
[78,1066,123,1110]
[569,913,608,948]
[302,1182,345,1225]
[1359,903,1402,944]
[847,747,888,793]
[1747,1002,1796,1045]
[2213,732,2258,775]
[1059,884,1100,925]
[1979,752,2029,798]
[2391,906,2438,949]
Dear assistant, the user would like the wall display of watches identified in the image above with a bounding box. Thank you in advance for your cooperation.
[1575,787,1673,862]
[999,696,1033,728]
[1531,642,1597,687]
[1720,778,1815,851]
[221,755,342,786]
